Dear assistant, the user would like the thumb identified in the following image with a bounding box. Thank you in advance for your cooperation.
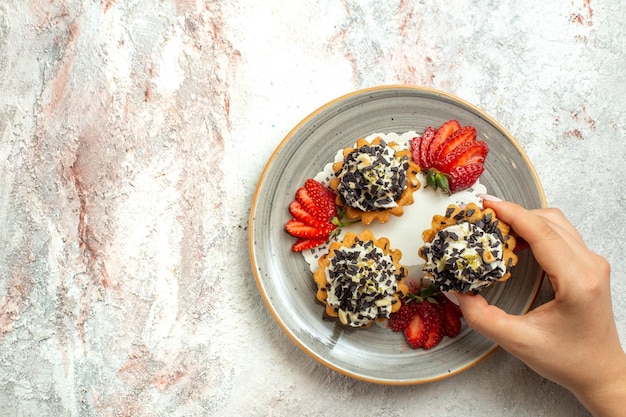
[455,293,527,350]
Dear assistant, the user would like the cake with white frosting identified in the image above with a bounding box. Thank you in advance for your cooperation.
[313,230,409,327]
[329,136,421,225]
[419,203,518,293]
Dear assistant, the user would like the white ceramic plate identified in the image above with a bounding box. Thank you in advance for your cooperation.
[249,86,546,385]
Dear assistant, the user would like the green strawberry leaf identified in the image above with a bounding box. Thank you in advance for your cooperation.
[425,168,451,195]
[329,208,359,239]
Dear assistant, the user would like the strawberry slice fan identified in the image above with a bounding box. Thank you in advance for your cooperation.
[285,179,356,252]
[410,120,488,195]
[391,288,463,350]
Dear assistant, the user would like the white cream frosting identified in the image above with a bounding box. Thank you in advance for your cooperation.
[421,222,505,293]
[324,239,399,327]
[336,140,407,211]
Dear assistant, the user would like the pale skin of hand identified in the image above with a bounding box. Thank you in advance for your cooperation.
[455,199,626,417]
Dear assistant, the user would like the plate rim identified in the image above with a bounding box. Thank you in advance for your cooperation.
[248,84,547,385]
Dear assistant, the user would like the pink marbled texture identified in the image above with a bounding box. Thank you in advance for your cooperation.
[1,0,624,416]
[1,0,239,415]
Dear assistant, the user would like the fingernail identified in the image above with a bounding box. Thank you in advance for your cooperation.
[443,291,459,305]
[479,193,503,202]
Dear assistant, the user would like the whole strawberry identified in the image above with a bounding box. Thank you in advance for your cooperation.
[410,120,488,194]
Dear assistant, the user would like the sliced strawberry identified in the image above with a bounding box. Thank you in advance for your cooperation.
[389,302,415,332]
[285,219,334,239]
[395,289,465,349]
[436,140,488,172]
[289,200,333,229]
[404,307,429,349]
[291,237,327,252]
[448,162,485,193]
[285,179,355,252]
[414,121,489,195]
[422,316,444,350]
[414,301,443,349]
[410,135,423,166]
[433,125,477,165]
[304,179,337,220]
[426,120,461,166]
[441,300,463,338]
[416,126,437,169]
[295,187,322,218]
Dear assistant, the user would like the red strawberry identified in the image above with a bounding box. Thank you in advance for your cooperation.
[392,290,467,349]
[285,219,334,238]
[410,120,489,194]
[436,140,488,172]
[421,302,444,350]
[434,294,463,338]
[304,179,337,220]
[425,120,461,166]
[447,162,485,194]
[404,306,429,349]
[411,126,436,168]
[289,200,333,229]
[432,125,477,163]
[291,238,328,252]
[393,288,465,350]
[295,187,325,220]
[286,179,356,251]
[410,135,424,166]
[388,303,414,332]
[441,300,463,338]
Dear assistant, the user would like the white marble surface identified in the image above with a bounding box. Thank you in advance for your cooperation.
[1,1,624,416]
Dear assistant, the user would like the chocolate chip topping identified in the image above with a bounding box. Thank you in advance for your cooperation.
[324,237,401,327]
[422,222,506,294]
[336,139,408,212]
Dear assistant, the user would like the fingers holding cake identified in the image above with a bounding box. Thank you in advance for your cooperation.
[478,199,603,298]
[454,291,525,348]
[482,199,584,253]
[454,201,625,417]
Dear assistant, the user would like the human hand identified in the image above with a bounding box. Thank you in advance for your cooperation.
[455,198,626,417]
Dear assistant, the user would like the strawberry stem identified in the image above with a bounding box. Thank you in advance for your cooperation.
[425,168,451,195]
[328,208,359,239]
[405,283,440,304]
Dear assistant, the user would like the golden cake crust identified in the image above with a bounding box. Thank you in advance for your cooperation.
[313,230,409,327]
[329,137,421,225]
[419,203,518,283]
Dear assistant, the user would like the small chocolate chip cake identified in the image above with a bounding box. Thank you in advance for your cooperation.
[419,203,518,294]
[329,137,420,225]
[313,230,409,327]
